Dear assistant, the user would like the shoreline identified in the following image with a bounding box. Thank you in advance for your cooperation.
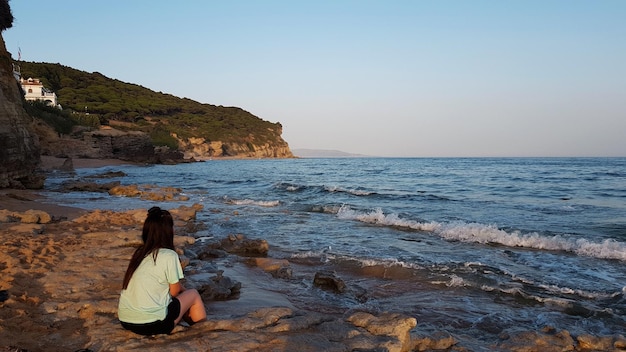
[39,155,138,170]
[1,158,426,351]
[1,158,623,351]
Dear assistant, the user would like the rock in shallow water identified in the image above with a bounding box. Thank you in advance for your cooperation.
[197,270,242,301]
[246,257,292,279]
[313,270,346,293]
[218,234,269,256]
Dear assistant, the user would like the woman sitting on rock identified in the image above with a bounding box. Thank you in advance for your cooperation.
[118,206,206,335]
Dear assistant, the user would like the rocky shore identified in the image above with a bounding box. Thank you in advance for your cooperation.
[0,198,424,352]
[1,159,625,352]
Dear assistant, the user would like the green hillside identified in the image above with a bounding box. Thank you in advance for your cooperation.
[18,61,285,148]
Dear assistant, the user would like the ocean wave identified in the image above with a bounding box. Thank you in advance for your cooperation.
[443,263,623,302]
[290,250,424,273]
[323,185,374,196]
[278,182,378,196]
[537,283,619,300]
[224,198,280,207]
[290,247,336,265]
[336,205,626,261]
[445,275,468,287]
[274,182,303,192]
[310,204,344,214]
[291,250,328,259]
[475,283,611,313]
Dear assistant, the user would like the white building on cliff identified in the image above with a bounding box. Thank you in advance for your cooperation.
[20,77,59,107]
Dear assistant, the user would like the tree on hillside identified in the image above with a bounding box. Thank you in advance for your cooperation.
[0,0,13,32]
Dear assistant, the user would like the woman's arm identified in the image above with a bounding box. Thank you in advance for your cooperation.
[169,281,186,297]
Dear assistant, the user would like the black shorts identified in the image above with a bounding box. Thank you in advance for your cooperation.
[120,297,181,336]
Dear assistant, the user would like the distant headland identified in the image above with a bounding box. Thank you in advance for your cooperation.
[292,148,371,158]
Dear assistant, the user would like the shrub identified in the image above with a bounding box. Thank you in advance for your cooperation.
[23,100,76,135]
[150,124,178,150]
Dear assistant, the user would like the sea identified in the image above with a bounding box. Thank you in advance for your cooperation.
[43,157,626,349]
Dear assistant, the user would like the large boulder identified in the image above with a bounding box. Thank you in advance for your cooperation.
[197,270,242,301]
[346,311,417,352]
[0,209,52,224]
[246,257,292,279]
[313,270,346,293]
[218,234,269,256]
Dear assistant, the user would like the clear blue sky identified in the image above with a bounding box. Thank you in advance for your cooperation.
[5,0,626,157]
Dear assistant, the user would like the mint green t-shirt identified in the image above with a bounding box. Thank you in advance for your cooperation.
[118,248,184,324]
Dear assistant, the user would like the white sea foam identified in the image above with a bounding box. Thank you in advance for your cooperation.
[538,283,617,300]
[447,275,467,287]
[226,198,280,207]
[480,285,496,292]
[324,185,372,196]
[355,257,422,269]
[349,189,373,196]
[499,287,526,296]
[336,205,626,261]
[290,250,425,271]
[195,236,214,242]
[336,205,440,232]
[291,250,326,259]
[432,275,469,288]
[314,205,343,214]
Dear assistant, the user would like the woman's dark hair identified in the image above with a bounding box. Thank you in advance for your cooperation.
[122,207,175,289]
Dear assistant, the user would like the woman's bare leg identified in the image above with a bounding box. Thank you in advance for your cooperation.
[175,289,206,324]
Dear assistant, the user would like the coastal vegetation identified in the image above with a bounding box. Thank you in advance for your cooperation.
[18,61,286,149]
[24,100,99,135]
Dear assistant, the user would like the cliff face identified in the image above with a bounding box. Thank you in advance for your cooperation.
[38,127,293,161]
[0,34,42,188]
[175,134,294,160]
[36,123,185,164]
